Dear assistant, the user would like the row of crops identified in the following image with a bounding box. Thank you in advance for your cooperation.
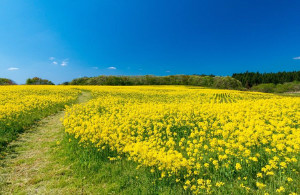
[63,86,300,194]
[0,86,81,151]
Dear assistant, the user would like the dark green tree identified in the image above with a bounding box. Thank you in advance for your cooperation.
[0,78,16,85]
[26,77,54,85]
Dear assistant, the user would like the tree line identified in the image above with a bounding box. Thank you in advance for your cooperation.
[0,77,55,85]
[0,78,16,85]
[232,71,300,88]
[1,70,299,92]
[65,75,243,89]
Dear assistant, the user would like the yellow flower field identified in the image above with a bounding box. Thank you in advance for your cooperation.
[63,86,300,194]
[0,86,80,150]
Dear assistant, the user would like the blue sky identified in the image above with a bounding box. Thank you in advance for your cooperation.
[0,0,300,84]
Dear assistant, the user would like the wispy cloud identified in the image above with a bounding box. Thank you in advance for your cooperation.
[8,67,19,71]
[61,59,68,66]
[293,56,300,60]
[165,70,171,73]
[107,66,116,70]
[49,57,68,66]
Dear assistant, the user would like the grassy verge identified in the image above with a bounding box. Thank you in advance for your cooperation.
[0,91,87,194]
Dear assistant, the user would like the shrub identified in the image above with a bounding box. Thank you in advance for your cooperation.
[213,76,243,89]
[252,82,300,93]
[0,78,16,85]
[251,83,276,93]
[26,77,54,85]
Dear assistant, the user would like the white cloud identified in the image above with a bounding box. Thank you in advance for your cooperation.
[8,67,19,71]
[61,59,68,66]
[107,66,116,70]
[165,70,171,73]
[293,56,300,60]
[49,57,69,66]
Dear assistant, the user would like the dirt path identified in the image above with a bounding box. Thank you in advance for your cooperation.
[0,91,91,194]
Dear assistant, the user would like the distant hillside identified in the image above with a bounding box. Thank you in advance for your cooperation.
[67,75,243,90]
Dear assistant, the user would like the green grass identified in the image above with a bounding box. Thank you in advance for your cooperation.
[0,92,89,194]
[57,134,185,194]
[0,91,184,194]
[1,89,299,194]
[0,91,80,153]
[59,134,300,195]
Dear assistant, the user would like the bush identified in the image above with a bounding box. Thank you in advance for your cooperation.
[251,82,300,93]
[251,83,276,93]
[0,78,16,85]
[26,77,54,85]
[213,76,243,89]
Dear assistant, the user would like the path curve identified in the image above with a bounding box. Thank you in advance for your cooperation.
[0,91,91,194]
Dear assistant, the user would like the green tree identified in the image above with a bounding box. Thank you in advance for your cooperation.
[0,78,16,85]
[26,77,54,85]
